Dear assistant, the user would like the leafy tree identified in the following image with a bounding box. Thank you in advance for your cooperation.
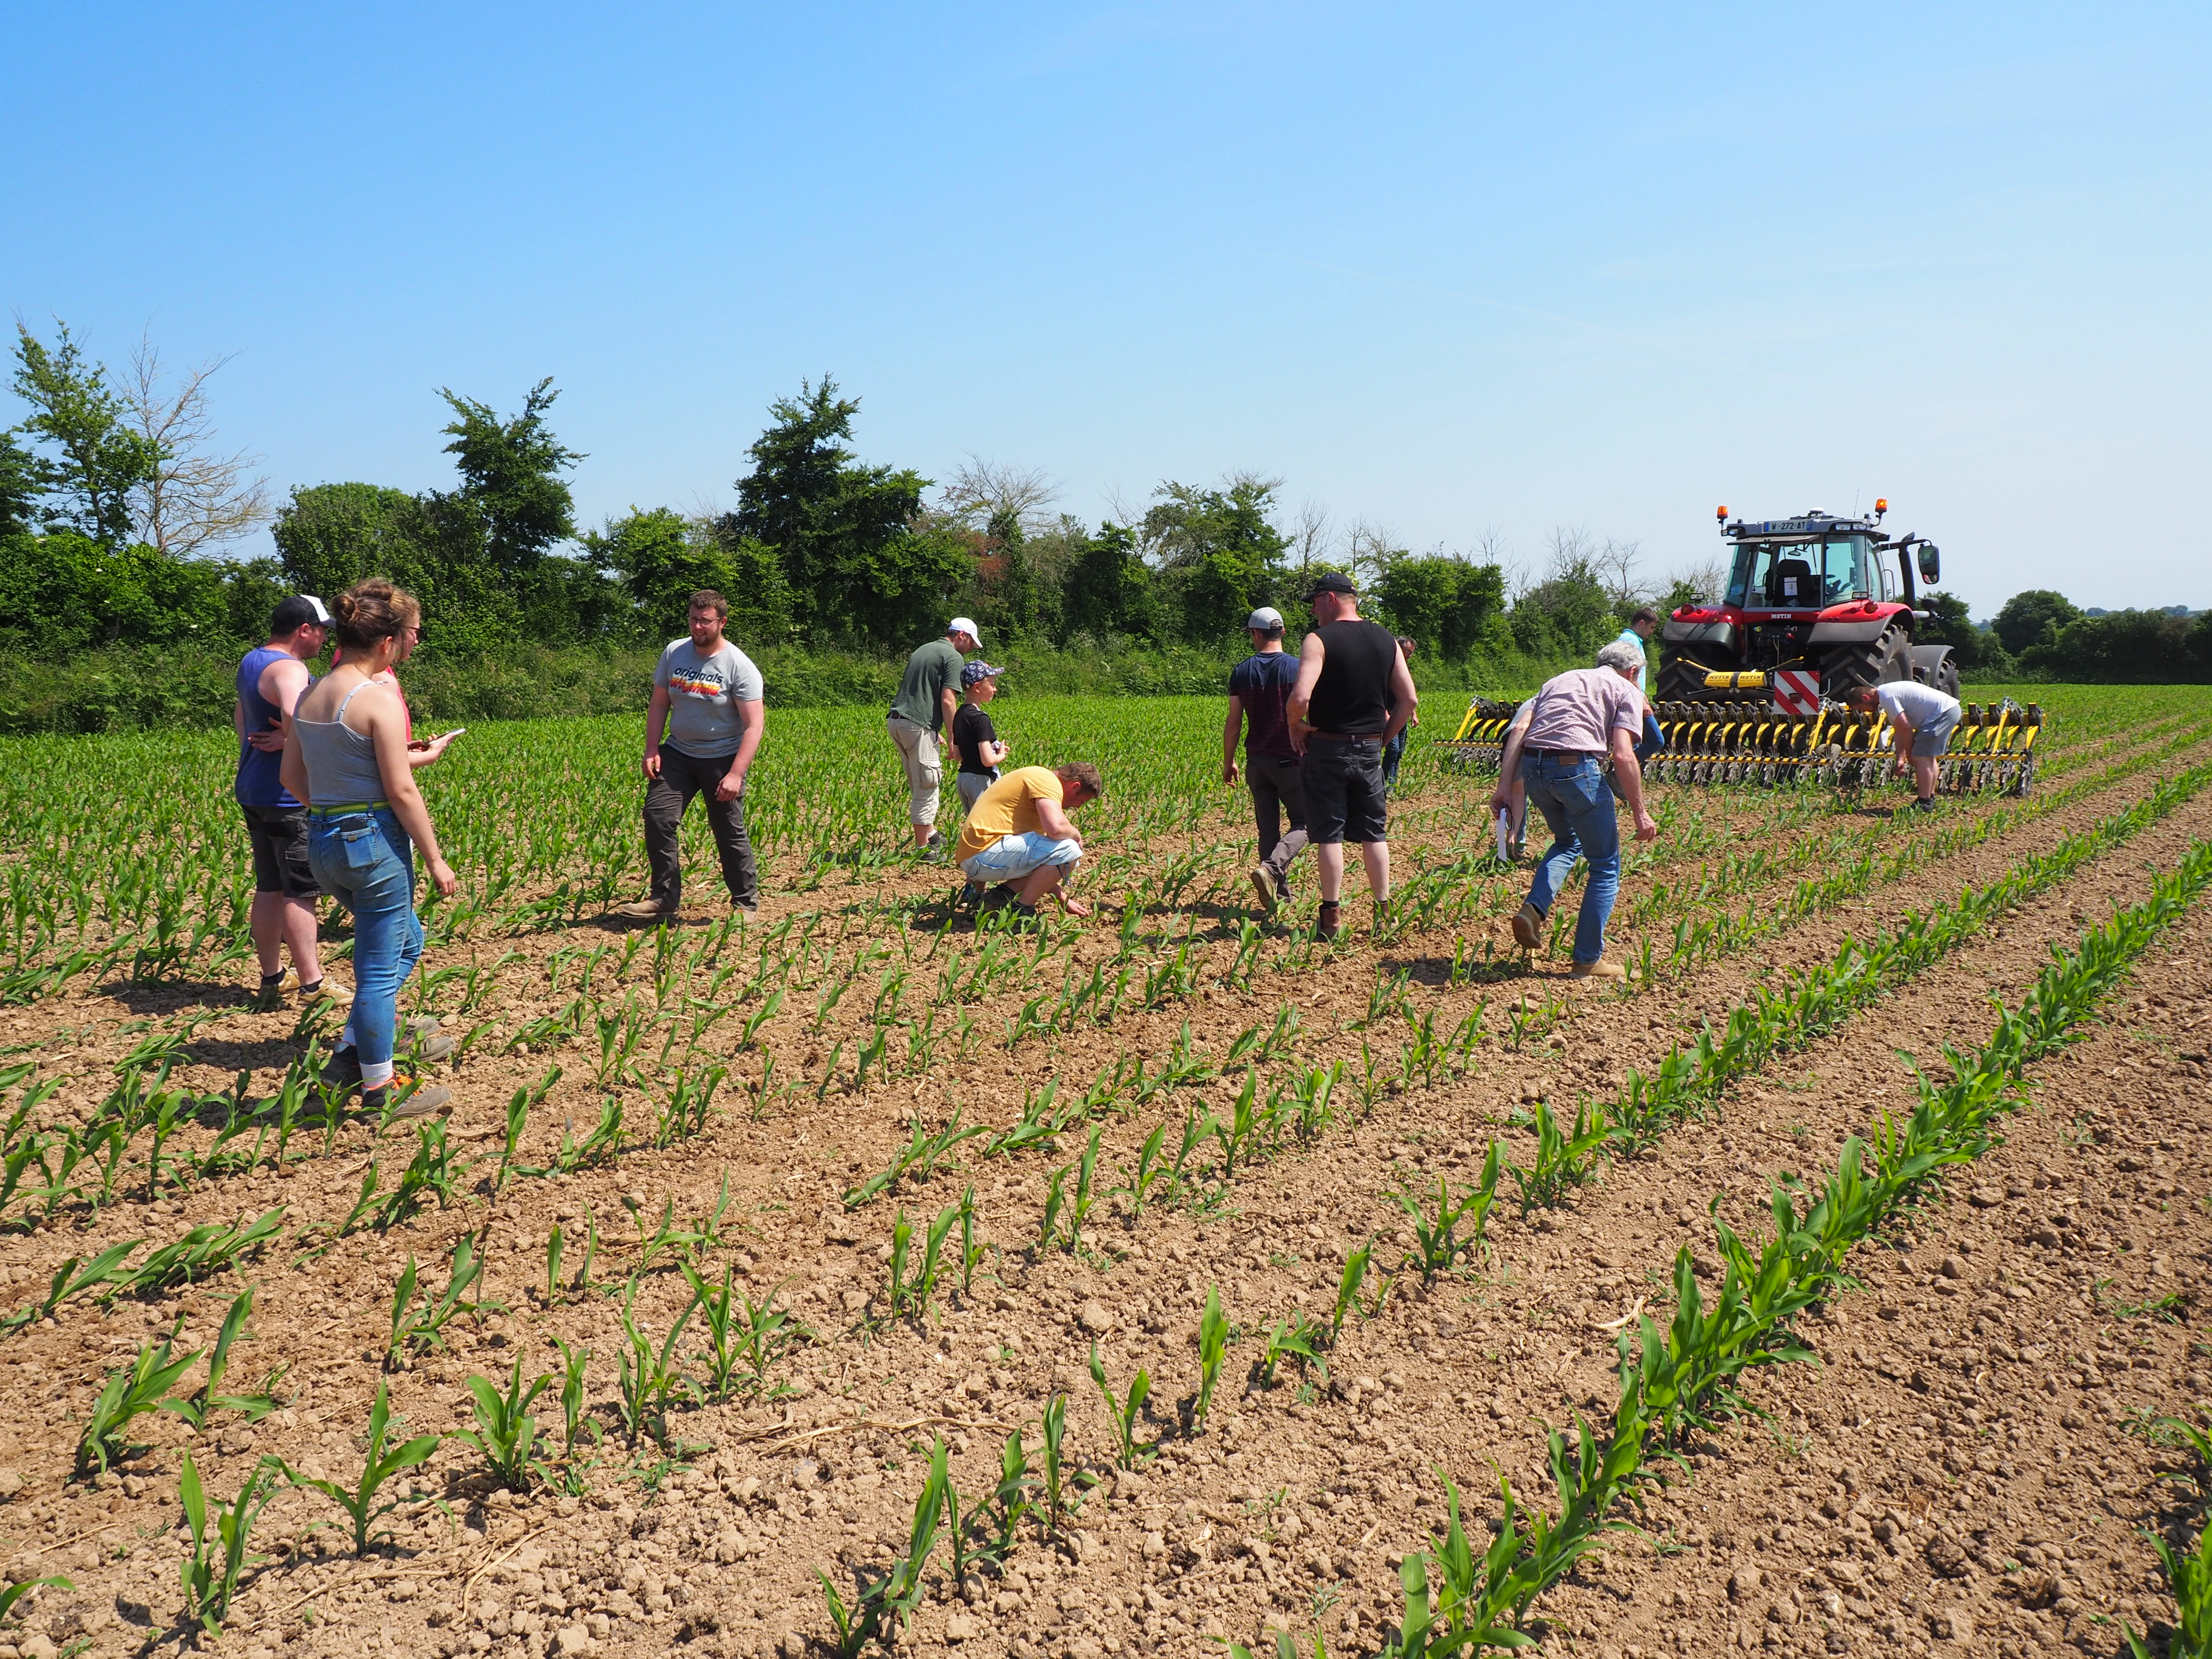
[1916,589,1998,671]
[430,378,582,575]
[1509,554,1614,662]
[724,377,950,648]
[973,506,1043,641]
[271,483,438,605]
[1373,554,1506,661]
[1992,589,2080,658]
[1061,521,1153,642]
[1143,477,1288,645]
[2024,609,2205,683]
[0,432,52,536]
[9,322,160,546]
[586,508,790,644]
[0,532,231,654]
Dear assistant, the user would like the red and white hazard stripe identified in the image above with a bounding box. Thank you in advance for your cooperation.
[1773,670,1823,717]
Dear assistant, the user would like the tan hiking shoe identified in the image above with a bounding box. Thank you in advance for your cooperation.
[1570,958,1626,981]
[368,1081,452,1120]
[613,898,671,920]
[1510,902,1544,950]
[1250,866,1278,915]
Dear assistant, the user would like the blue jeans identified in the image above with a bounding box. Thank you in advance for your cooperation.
[1381,728,1407,788]
[1519,753,1622,966]
[307,807,424,1078]
[1633,709,1666,765]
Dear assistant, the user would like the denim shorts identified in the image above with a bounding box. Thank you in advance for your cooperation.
[960,831,1081,884]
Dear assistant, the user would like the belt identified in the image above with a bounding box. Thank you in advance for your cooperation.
[1524,748,1600,760]
[308,801,390,817]
[1307,732,1381,744]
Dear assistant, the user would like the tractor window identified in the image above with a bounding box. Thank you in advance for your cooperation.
[1728,536,1877,607]
[1820,538,1874,602]
[1726,543,1775,606]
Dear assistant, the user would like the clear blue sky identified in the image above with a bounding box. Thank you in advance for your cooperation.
[6,2,2207,618]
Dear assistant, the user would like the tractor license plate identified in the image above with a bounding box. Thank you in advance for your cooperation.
[1773,670,1822,717]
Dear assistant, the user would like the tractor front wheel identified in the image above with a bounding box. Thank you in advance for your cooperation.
[1822,623,1909,696]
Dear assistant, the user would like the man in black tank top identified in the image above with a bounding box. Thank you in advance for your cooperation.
[1286,572,1418,939]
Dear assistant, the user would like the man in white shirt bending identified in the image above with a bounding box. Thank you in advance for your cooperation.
[1845,680,1962,813]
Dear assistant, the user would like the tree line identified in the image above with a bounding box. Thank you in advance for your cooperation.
[4,320,2206,686]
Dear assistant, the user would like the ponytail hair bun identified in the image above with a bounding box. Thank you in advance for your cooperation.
[332,578,422,651]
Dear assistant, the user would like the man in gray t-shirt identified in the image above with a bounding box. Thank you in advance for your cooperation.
[887,616,978,852]
[614,591,767,918]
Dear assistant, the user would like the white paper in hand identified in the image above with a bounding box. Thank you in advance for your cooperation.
[1495,808,1511,863]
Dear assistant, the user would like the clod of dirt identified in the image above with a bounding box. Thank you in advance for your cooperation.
[1728,1565,1763,1601]
[1077,1299,1114,1334]
[1924,1532,1969,1577]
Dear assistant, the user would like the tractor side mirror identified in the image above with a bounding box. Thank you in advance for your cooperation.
[1916,544,1940,585]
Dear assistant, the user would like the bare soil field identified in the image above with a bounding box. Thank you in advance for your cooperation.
[0,691,2208,1659]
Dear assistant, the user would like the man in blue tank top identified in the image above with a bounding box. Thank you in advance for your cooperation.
[236,595,337,1009]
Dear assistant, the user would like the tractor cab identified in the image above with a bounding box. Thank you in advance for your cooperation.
[1725,526,1895,611]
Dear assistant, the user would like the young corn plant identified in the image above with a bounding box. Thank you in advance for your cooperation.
[161,1289,286,1428]
[108,1208,284,1298]
[79,1319,200,1473]
[271,1378,439,1552]
[542,1346,596,1494]
[818,1435,951,1658]
[453,1357,554,1490]
[1195,1286,1230,1430]
[2,1240,141,1338]
[1257,1314,1327,1388]
[1087,1342,1155,1468]
[177,1455,276,1638]
[1330,1239,1386,1344]
[1395,1144,1503,1283]
[1040,1393,1072,1535]
[986,1427,1037,1557]
[684,1262,798,1399]
[1113,1123,1171,1219]
[386,1235,497,1368]
[615,1279,697,1448]
[1505,1100,1615,1213]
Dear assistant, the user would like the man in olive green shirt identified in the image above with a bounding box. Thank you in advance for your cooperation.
[888,617,979,850]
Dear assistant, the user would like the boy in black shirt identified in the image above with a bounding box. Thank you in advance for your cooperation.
[952,660,1010,811]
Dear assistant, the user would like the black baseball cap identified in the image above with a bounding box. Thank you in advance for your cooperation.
[270,595,332,634]
[1300,571,1358,601]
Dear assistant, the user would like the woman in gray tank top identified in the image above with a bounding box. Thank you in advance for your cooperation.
[281,579,459,1120]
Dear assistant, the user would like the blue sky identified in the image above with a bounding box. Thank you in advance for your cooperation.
[5,2,2207,617]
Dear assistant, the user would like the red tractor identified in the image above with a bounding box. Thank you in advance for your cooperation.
[1658,502,1960,706]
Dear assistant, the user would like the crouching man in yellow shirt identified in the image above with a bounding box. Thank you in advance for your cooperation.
[953,763,1103,921]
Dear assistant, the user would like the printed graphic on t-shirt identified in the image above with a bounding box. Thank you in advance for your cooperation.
[669,667,729,701]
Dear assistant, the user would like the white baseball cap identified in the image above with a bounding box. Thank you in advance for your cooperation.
[948,616,981,644]
[1246,606,1285,631]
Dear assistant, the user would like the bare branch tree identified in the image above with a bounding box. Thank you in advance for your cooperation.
[124,336,270,555]
[1664,555,1729,605]
[1343,517,1402,585]
[1284,499,1333,576]
[938,455,1060,535]
[1591,536,1646,611]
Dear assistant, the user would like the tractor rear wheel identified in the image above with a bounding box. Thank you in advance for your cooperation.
[1822,623,1909,696]
[1930,654,1961,698]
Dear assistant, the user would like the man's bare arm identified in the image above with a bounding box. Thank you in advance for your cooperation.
[1285,634,1326,753]
[1035,797,1081,846]
[1222,694,1245,781]
[1382,647,1418,742]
